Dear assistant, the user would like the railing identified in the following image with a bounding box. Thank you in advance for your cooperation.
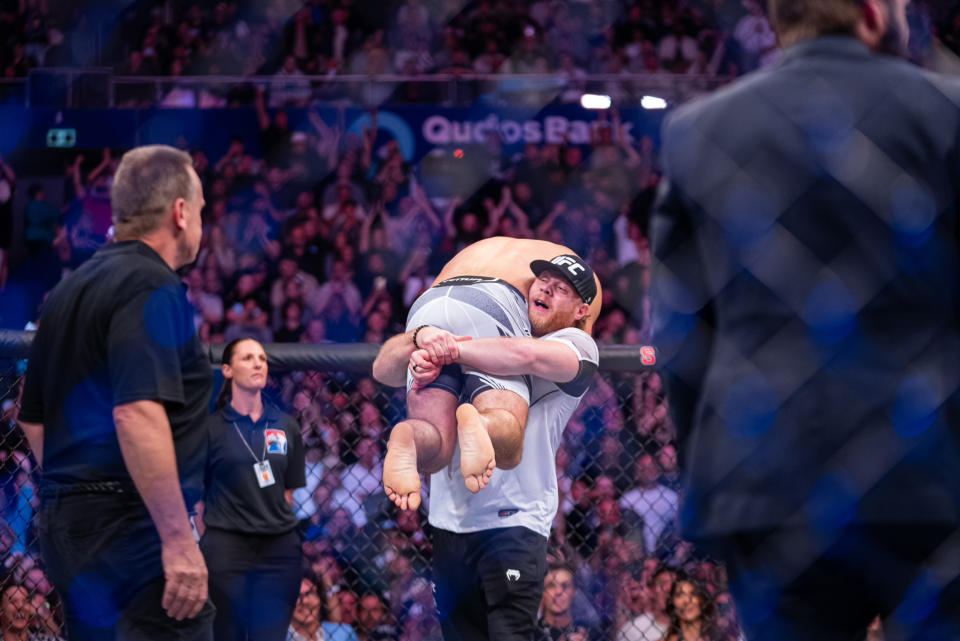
[7,69,732,108]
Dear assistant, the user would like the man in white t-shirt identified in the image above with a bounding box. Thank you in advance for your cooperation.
[373,240,602,513]
[617,564,675,641]
[334,436,383,527]
[377,254,600,641]
[619,454,678,557]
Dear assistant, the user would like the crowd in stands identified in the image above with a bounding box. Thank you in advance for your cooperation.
[0,97,729,639]
[0,0,953,92]
[3,0,952,638]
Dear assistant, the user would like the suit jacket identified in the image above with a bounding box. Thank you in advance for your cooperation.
[651,36,960,540]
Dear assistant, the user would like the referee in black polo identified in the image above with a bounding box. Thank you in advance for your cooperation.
[18,144,214,640]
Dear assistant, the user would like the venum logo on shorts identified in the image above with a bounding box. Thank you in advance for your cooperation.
[506,569,521,582]
[498,509,519,518]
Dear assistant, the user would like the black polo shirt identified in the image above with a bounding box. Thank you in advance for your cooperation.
[202,401,305,535]
[20,240,212,505]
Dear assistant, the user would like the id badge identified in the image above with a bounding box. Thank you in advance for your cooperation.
[254,461,276,488]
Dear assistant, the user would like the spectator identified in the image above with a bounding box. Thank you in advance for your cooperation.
[617,564,675,641]
[271,55,311,108]
[256,89,292,168]
[22,186,59,256]
[29,590,64,640]
[537,561,602,641]
[287,574,358,641]
[732,0,777,72]
[275,300,307,343]
[309,260,362,322]
[658,20,699,72]
[336,436,381,526]
[224,298,273,344]
[660,574,719,641]
[398,248,433,309]
[1,582,61,641]
[656,444,679,490]
[356,591,392,641]
[619,454,678,556]
[614,562,648,639]
[338,590,359,628]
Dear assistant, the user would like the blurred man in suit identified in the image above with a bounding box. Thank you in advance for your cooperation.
[651,1,960,639]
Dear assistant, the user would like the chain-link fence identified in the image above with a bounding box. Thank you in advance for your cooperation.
[0,338,742,641]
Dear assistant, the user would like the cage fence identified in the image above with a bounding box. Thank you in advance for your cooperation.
[0,336,740,641]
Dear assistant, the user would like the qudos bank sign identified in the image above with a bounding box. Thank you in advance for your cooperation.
[422,114,636,146]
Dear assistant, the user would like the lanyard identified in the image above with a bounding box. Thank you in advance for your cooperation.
[232,422,268,463]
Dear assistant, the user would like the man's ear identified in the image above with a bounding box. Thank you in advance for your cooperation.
[574,302,590,321]
[859,0,888,44]
[172,197,188,231]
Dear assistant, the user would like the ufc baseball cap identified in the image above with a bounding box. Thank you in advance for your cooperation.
[530,254,597,304]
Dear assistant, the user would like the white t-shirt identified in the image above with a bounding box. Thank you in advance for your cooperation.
[619,484,679,554]
[617,613,668,641]
[332,462,382,526]
[292,460,325,519]
[340,461,381,497]
[428,327,599,537]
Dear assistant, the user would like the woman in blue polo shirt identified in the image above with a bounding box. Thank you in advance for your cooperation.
[199,337,306,641]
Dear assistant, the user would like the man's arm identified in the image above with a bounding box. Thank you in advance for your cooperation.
[18,421,43,465]
[372,330,419,387]
[113,399,208,621]
[371,326,469,387]
[453,337,581,383]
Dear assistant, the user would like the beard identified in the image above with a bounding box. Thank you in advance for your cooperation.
[876,0,909,58]
[530,309,576,337]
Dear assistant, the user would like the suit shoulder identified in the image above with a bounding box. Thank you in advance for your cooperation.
[664,68,777,133]
[920,68,960,105]
[874,54,960,103]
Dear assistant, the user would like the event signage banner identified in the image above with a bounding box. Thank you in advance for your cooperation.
[0,104,664,163]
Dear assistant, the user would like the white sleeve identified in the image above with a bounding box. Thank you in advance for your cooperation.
[542,328,599,397]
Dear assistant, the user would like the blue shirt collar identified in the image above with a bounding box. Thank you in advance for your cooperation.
[221,400,281,425]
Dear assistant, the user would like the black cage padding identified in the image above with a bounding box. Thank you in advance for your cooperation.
[0,330,652,374]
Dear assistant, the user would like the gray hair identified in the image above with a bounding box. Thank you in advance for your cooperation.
[111,145,196,240]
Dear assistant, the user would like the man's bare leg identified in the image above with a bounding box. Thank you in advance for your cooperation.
[457,389,528,492]
[383,387,458,510]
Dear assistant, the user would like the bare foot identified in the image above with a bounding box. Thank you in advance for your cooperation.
[382,422,421,510]
[457,403,496,493]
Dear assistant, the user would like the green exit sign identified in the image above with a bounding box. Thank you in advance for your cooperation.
[46,128,76,147]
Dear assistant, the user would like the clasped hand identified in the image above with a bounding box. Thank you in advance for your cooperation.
[408,327,471,388]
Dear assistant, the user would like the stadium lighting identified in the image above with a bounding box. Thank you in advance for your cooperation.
[641,95,668,110]
[580,94,612,110]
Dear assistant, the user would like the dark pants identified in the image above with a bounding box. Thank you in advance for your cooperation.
[200,526,302,641]
[711,524,960,641]
[433,526,548,641]
[38,491,215,641]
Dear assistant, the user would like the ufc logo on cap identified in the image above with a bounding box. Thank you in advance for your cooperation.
[551,255,585,276]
